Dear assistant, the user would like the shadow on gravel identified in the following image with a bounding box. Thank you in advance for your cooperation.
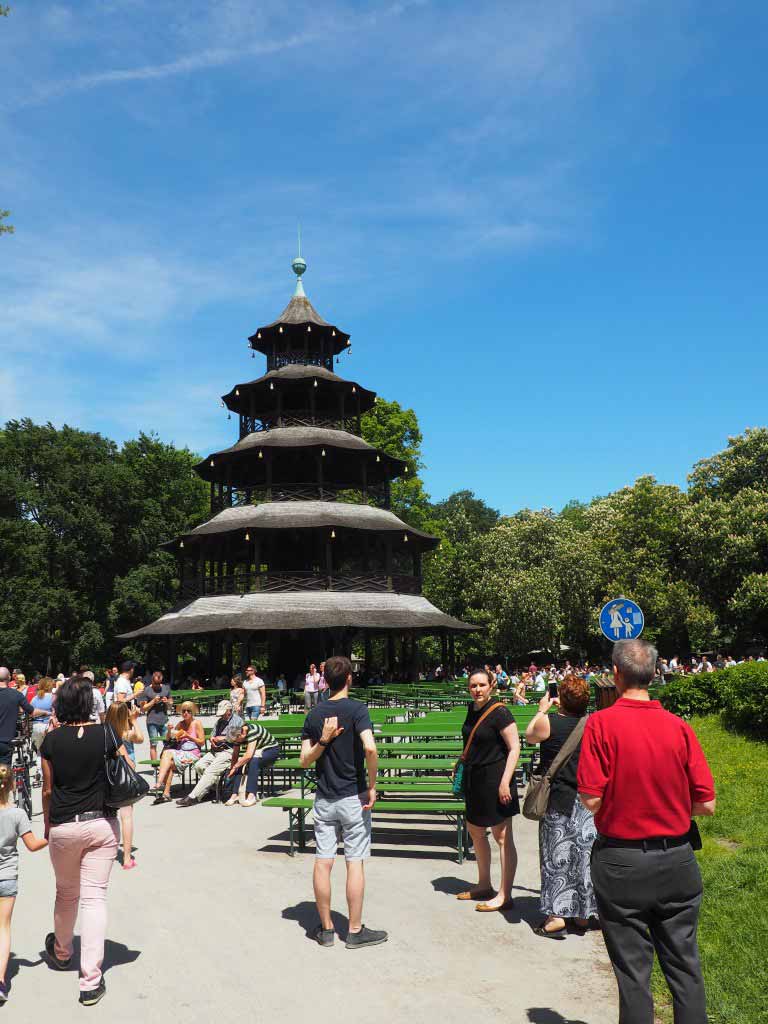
[282,900,349,940]
[6,953,44,990]
[526,1010,589,1023]
[430,876,540,898]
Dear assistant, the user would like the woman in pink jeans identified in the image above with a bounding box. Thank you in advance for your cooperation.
[40,675,126,1007]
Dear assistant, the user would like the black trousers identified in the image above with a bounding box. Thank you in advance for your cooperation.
[591,840,706,1024]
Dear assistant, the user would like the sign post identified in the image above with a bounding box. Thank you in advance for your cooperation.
[599,598,644,642]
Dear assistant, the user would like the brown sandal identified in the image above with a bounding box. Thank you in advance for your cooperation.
[456,888,495,901]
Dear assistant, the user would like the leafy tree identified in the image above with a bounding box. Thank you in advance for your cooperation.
[0,420,207,670]
[688,427,768,500]
[360,398,431,528]
[431,490,499,535]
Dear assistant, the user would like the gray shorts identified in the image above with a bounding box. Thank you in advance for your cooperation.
[0,879,18,898]
[313,794,372,860]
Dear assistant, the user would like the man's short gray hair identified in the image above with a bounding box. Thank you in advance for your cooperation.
[0,667,9,683]
[612,639,658,688]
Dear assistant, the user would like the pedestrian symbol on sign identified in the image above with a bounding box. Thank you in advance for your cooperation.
[599,598,644,642]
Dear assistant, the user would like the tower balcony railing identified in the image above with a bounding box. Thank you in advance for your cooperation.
[212,481,391,510]
[239,413,361,438]
[267,352,334,372]
[179,571,422,599]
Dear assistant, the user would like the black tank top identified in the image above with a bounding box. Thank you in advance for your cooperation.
[538,713,586,816]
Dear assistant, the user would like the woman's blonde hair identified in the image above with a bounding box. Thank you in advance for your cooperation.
[179,701,198,715]
[37,676,55,696]
[106,702,130,737]
[0,765,13,804]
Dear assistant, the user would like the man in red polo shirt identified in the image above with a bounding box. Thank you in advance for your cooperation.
[578,639,715,1024]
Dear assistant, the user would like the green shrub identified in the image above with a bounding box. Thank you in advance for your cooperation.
[719,662,768,740]
[659,672,728,719]
[659,663,768,741]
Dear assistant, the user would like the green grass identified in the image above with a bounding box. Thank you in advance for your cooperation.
[651,716,768,1024]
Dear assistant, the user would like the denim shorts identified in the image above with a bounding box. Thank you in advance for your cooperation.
[313,794,372,860]
[147,722,167,742]
[0,879,18,898]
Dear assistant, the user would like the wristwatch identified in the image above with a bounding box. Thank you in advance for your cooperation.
[318,739,328,747]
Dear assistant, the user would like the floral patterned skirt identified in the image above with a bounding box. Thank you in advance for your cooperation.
[539,799,598,919]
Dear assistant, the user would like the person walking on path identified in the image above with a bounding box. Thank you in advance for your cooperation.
[0,764,48,1004]
[0,667,48,766]
[525,675,597,938]
[577,639,716,1024]
[455,667,520,912]
[40,676,127,1007]
[300,655,386,949]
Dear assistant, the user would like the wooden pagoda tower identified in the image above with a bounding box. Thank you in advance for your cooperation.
[120,251,474,681]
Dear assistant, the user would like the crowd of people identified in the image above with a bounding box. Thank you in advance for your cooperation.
[0,640,721,1021]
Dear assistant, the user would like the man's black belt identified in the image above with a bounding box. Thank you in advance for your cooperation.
[597,834,690,850]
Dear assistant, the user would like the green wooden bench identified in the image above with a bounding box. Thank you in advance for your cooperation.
[262,796,468,862]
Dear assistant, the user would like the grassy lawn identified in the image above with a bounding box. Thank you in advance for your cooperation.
[652,716,768,1024]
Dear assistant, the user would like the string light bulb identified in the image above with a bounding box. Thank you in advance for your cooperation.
[376,454,381,463]
[269,381,274,390]
[209,458,214,467]
[352,386,356,394]
[321,449,326,457]
[245,532,250,541]
[235,389,240,396]
[307,325,311,332]
[403,534,408,543]
[331,530,336,539]
[279,326,283,333]
[179,540,185,549]
[257,332,262,339]
[258,450,263,459]
[332,330,336,337]
[313,379,318,388]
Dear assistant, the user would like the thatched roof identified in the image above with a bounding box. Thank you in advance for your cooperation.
[248,292,350,356]
[195,427,406,485]
[164,500,438,548]
[118,592,477,639]
[222,365,376,414]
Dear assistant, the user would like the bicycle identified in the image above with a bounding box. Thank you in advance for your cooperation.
[11,733,34,820]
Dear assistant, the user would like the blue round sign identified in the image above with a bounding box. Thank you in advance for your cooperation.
[599,598,644,642]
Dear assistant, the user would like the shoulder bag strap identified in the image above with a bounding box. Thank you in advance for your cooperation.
[460,702,503,763]
[542,715,587,783]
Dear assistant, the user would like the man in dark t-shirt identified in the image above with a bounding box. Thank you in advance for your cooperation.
[0,666,47,764]
[300,656,386,950]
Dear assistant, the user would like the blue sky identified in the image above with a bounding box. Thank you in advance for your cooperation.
[2,1,767,515]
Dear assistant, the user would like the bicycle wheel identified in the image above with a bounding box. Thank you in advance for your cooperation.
[15,768,33,820]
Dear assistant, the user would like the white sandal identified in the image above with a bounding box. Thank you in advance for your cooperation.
[239,794,258,807]
[224,794,240,807]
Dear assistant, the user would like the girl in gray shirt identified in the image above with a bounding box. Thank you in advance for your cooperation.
[0,764,48,1003]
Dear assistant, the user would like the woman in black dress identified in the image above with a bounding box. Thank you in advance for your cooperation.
[456,668,520,912]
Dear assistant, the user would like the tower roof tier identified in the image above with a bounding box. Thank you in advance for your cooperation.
[222,364,376,418]
[163,500,438,553]
[118,591,477,639]
[248,293,350,360]
[196,426,407,486]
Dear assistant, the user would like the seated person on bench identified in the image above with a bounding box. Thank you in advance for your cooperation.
[221,721,281,807]
[176,701,240,808]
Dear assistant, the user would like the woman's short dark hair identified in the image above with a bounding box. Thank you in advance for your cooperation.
[55,676,94,724]
[559,674,590,715]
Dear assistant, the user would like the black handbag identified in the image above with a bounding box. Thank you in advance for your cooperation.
[104,726,150,808]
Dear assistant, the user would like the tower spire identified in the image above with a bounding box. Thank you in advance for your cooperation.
[291,224,307,297]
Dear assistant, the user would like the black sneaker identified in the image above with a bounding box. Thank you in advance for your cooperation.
[44,932,72,970]
[311,925,335,947]
[176,796,197,807]
[0,980,7,1003]
[79,979,106,1006]
[345,925,388,949]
